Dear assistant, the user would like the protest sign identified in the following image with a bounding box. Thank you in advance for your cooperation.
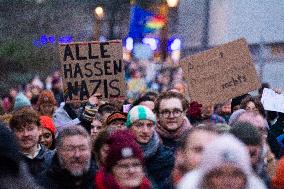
[181,38,261,106]
[59,40,126,103]
[261,88,284,113]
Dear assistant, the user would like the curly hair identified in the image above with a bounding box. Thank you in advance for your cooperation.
[37,90,57,106]
[9,108,40,130]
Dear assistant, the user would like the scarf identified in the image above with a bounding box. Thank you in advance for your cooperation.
[95,168,152,189]
[156,117,192,140]
[139,131,160,158]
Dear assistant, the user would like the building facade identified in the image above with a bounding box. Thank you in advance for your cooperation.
[178,0,284,89]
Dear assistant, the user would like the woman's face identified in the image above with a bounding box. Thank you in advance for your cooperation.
[112,158,144,188]
[204,164,247,189]
[99,144,109,165]
[91,119,103,141]
[40,103,54,116]
[245,101,258,113]
[39,128,53,149]
[183,130,218,171]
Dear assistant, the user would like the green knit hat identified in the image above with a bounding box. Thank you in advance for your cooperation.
[13,92,31,111]
[126,105,156,128]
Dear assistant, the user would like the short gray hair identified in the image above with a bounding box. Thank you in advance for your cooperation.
[56,125,91,150]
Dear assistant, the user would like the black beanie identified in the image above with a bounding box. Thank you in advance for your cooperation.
[230,122,262,146]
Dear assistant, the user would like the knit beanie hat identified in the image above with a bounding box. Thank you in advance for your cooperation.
[105,130,143,172]
[80,103,98,123]
[126,105,156,128]
[40,116,56,136]
[37,90,57,106]
[13,93,31,111]
[188,101,202,119]
[106,112,127,125]
[230,122,262,146]
[200,134,252,177]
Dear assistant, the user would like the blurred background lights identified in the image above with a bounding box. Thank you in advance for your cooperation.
[99,35,107,42]
[126,37,134,51]
[170,38,181,51]
[142,37,157,50]
[95,6,104,19]
[133,43,153,60]
[166,0,179,8]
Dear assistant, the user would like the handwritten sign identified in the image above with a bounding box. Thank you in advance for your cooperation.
[180,38,261,106]
[261,88,284,113]
[59,40,126,103]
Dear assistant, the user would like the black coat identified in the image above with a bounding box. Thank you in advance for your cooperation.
[37,154,96,189]
[144,144,175,189]
[268,119,284,158]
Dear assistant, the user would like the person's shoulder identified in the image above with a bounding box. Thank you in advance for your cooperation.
[177,169,201,189]
[39,145,55,157]
[38,147,56,167]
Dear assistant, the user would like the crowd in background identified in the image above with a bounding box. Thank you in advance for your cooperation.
[1,58,284,189]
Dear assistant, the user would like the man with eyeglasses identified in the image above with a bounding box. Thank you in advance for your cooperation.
[38,126,96,189]
[126,105,175,189]
[154,91,192,150]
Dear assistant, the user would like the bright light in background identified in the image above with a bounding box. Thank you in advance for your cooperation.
[133,43,153,60]
[126,37,134,51]
[95,6,104,19]
[171,38,181,51]
[171,50,180,63]
[167,0,179,8]
[142,37,157,50]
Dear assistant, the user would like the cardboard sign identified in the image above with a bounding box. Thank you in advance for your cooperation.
[181,38,261,106]
[261,88,284,113]
[59,40,126,103]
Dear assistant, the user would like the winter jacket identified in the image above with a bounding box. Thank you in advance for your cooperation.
[37,153,96,189]
[268,119,284,158]
[53,102,80,132]
[272,156,284,189]
[144,144,175,189]
[22,145,55,177]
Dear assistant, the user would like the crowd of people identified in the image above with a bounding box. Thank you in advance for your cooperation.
[1,60,284,189]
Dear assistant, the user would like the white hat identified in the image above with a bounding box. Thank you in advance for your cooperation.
[200,134,252,176]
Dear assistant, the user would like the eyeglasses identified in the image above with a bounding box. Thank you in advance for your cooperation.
[115,162,142,170]
[159,108,183,118]
[62,145,89,154]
